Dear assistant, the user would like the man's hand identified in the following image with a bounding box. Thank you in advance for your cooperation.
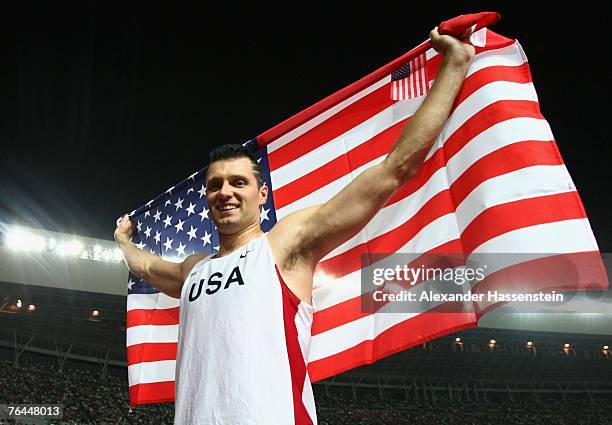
[114,214,134,246]
[429,26,475,65]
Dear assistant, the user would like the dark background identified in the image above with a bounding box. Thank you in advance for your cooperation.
[1,2,610,249]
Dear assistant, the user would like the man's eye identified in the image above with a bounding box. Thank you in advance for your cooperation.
[234,180,246,187]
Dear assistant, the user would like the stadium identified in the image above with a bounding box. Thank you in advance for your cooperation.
[1,225,610,423]
[2,3,611,425]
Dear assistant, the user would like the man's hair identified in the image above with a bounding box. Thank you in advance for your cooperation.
[209,144,263,188]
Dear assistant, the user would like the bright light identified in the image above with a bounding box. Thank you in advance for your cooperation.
[102,249,113,261]
[6,228,45,252]
[92,310,99,316]
[603,345,609,350]
[28,304,36,311]
[113,248,123,262]
[16,299,22,308]
[63,240,84,257]
[489,339,496,345]
[455,337,462,343]
[5,225,126,264]
[526,341,533,347]
[564,343,570,348]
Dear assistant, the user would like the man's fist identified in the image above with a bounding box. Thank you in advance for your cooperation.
[114,214,134,245]
[429,26,475,65]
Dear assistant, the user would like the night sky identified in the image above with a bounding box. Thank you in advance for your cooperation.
[1,2,610,250]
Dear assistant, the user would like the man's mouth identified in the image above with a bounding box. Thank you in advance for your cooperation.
[218,204,239,211]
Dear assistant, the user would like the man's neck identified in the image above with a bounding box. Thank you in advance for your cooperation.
[217,222,263,257]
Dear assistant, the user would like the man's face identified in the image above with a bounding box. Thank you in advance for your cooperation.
[206,157,267,235]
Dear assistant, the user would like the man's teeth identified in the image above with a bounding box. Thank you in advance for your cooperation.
[219,205,238,211]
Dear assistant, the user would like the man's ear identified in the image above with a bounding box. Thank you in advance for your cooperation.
[259,182,269,206]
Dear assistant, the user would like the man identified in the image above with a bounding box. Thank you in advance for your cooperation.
[115,27,475,425]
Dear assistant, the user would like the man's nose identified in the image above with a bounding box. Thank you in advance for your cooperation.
[218,181,233,198]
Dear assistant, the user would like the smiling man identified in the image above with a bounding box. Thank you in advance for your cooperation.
[114,28,474,425]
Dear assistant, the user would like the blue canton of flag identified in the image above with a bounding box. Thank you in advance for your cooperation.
[125,139,277,296]
[391,63,411,81]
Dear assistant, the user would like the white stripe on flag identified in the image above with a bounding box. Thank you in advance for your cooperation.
[457,166,576,232]
[128,360,176,386]
[127,324,179,347]
[472,219,599,255]
[127,293,180,311]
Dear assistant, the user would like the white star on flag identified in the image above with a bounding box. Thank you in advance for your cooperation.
[187,226,198,241]
[135,241,146,250]
[163,215,173,228]
[154,231,161,244]
[201,230,211,246]
[197,185,206,198]
[144,226,152,238]
[174,219,185,233]
[260,207,270,223]
[174,198,184,211]
[176,242,186,257]
[127,278,136,290]
[199,207,209,222]
[163,237,173,251]
[153,210,161,222]
[137,221,143,232]
[165,200,171,207]
[186,202,196,216]
[144,210,150,218]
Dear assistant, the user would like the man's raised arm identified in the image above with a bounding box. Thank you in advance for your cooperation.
[272,28,475,265]
[114,214,205,298]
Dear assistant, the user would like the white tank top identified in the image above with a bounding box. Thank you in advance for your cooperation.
[174,234,317,425]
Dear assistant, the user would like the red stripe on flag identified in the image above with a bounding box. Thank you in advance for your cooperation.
[129,381,175,406]
[127,307,180,327]
[308,310,475,382]
[455,63,532,107]
[127,343,178,366]
[268,84,396,170]
[449,140,561,204]
[461,192,587,254]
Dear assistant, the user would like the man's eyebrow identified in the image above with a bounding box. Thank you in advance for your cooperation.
[206,174,251,183]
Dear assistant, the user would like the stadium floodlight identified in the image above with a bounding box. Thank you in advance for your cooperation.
[489,339,496,345]
[16,299,22,308]
[455,337,461,343]
[526,341,534,347]
[604,345,609,350]
[92,310,99,316]
[564,343,571,348]
[6,227,46,252]
[28,304,35,311]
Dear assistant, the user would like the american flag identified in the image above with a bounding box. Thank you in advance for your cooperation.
[125,27,608,405]
[391,53,428,100]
